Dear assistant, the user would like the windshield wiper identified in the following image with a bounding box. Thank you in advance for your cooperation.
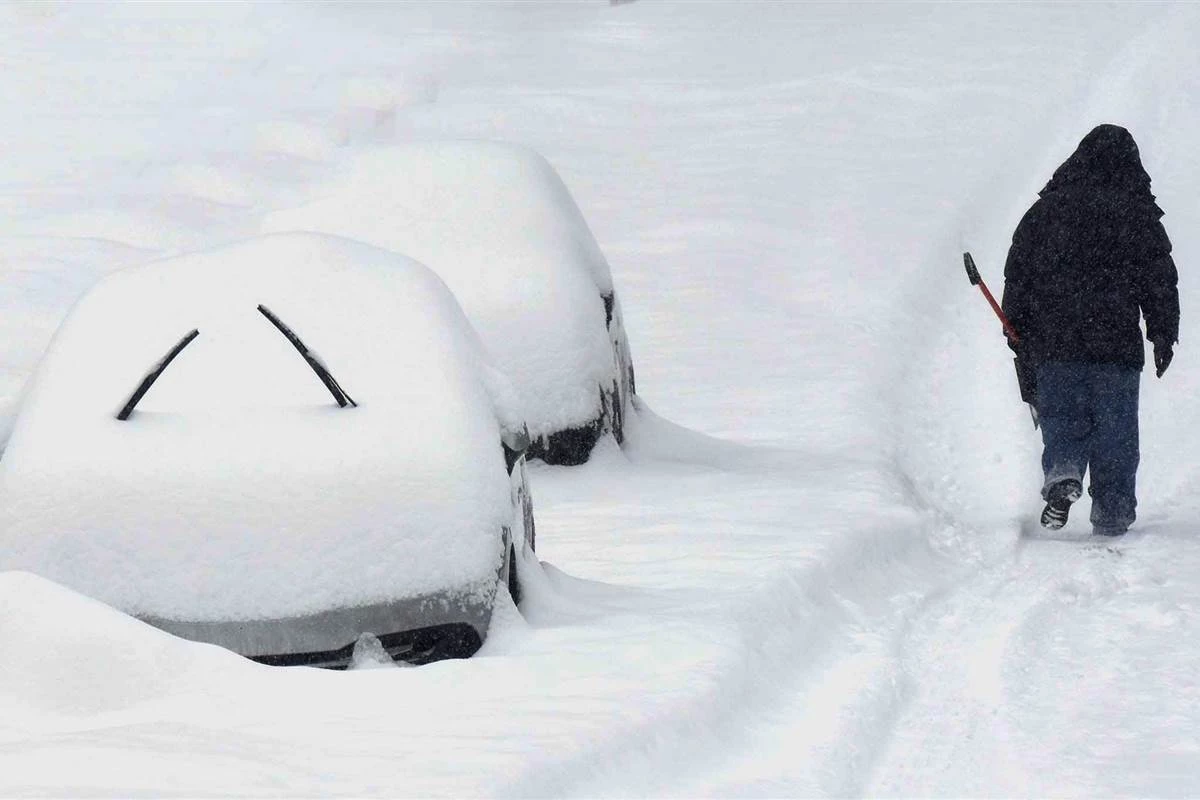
[257,304,356,408]
[116,329,200,420]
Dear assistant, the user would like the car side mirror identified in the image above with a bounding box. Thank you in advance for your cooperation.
[501,425,531,475]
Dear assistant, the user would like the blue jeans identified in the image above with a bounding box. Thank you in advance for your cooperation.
[1037,361,1140,533]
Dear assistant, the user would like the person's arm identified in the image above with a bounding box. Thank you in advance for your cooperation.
[1140,220,1179,346]
[1139,219,1178,378]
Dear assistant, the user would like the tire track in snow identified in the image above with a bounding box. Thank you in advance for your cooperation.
[501,430,945,798]
[867,538,1103,796]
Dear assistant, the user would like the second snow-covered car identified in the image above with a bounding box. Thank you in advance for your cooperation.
[0,233,535,668]
[263,141,636,465]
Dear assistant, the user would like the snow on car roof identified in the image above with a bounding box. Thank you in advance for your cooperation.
[0,233,520,622]
[262,141,616,438]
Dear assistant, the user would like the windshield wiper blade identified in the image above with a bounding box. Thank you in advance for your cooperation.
[116,329,200,421]
[257,304,356,408]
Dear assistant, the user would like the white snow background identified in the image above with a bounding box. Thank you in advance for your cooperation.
[1,2,1199,796]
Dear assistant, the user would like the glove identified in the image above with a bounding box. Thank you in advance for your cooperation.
[1006,334,1020,355]
[1153,339,1174,378]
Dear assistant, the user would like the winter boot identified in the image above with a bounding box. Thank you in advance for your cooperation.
[1040,478,1083,530]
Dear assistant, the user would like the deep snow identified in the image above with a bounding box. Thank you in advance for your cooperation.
[262,141,618,439]
[0,233,519,620]
[1,2,1199,797]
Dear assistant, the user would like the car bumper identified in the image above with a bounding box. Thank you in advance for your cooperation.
[140,583,497,668]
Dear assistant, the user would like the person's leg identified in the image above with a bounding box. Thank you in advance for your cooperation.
[1087,365,1140,535]
[1037,362,1091,497]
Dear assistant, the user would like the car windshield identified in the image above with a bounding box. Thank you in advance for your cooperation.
[116,305,357,420]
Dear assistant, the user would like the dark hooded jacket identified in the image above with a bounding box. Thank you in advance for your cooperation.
[1001,124,1179,369]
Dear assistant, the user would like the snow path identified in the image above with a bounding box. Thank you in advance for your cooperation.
[2,3,1200,796]
[867,6,1200,795]
[866,522,1200,798]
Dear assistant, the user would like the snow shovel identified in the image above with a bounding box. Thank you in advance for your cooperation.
[963,251,1039,428]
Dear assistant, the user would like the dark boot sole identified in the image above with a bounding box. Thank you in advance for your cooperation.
[1040,479,1083,530]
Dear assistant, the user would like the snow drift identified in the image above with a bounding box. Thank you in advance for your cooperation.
[0,571,250,719]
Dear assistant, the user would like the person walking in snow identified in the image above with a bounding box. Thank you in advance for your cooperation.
[1002,123,1179,537]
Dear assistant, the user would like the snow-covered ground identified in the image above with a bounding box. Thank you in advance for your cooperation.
[2,2,1199,796]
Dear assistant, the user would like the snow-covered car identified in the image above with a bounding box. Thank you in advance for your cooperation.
[0,233,535,668]
[263,141,636,465]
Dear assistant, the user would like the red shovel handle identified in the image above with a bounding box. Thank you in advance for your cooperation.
[963,252,1020,345]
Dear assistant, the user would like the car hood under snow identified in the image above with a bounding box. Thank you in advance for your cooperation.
[0,233,522,622]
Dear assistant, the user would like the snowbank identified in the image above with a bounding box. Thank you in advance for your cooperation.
[262,141,617,439]
[0,571,248,719]
[0,233,520,621]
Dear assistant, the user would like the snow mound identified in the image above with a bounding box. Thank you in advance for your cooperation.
[262,140,616,438]
[0,571,246,718]
[0,233,520,621]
